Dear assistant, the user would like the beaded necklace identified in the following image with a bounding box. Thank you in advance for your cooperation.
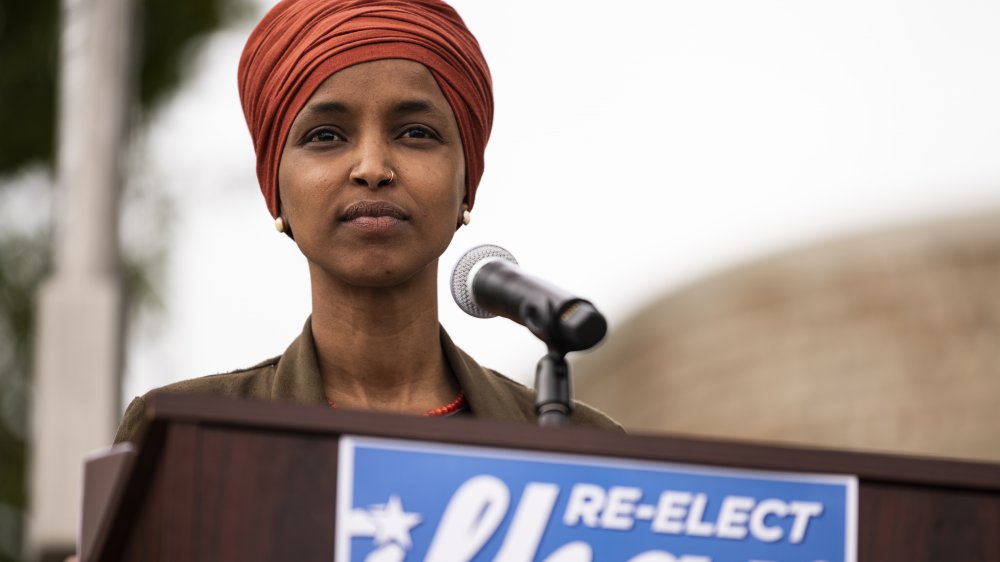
[326,392,466,417]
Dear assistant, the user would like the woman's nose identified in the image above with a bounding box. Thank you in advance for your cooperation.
[349,139,395,189]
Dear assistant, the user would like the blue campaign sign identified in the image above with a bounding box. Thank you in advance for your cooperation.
[335,436,857,562]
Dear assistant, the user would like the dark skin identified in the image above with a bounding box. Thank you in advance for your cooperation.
[278,59,470,414]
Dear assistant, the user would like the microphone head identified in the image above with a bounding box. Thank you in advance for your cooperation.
[451,244,518,318]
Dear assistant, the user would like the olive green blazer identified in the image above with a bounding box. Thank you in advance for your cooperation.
[114,319,621,443]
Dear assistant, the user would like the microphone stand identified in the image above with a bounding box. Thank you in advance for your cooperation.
[534,348,572,427]
[528,300,607,427]
[454,248,607,426]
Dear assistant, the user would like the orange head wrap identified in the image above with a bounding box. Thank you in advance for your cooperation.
[238,0,494,218]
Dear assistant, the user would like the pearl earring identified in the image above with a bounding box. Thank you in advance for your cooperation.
[275,216,286,232]
[462,210,471,226]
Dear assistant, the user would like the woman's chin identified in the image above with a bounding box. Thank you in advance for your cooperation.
[312,259,436,292]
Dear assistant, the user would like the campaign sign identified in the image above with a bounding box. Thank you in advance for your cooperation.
[335,436,857,562]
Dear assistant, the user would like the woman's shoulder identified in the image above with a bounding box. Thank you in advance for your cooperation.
[112,357,281,444]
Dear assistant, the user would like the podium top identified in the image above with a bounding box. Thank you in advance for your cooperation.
[137,392,1000,492]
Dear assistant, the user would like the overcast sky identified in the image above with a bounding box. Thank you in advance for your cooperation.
[123,0,1000,402]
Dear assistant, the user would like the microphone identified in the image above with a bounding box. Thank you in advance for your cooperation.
[451,244,607,353]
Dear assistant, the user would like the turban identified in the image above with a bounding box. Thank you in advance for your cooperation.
[238,0,494,219]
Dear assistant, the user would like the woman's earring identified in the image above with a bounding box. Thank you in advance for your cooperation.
[275,216,286,232]
[461,210,471,226]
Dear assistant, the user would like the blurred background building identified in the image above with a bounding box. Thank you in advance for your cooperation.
[576,210,1000,463]
[1,0,999,560]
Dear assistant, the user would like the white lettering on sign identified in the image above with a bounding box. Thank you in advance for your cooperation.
[628,553,712,562]
[541,541,592,562]
[424,475,509,561]
[602,486,643,531]
[651,491,690,533]
[423,478,723,562]
[749,499,787,543]
[563,483,604,527]
[562,483,824,543]
[716,496,755,539]
[788,501,825,544]
[416,478,827,562]
[686,493,715,537]
[494,483,560,562]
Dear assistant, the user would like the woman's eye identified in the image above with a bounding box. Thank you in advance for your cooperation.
[400,126,437,140]
[307,128,342,143]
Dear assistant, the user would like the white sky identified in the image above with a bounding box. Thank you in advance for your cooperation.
[123,0,1000,402]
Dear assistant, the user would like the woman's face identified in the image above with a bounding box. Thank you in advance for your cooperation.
[278,59,466,289]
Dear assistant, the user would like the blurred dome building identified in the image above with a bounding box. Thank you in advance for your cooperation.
[575,211,1000,463]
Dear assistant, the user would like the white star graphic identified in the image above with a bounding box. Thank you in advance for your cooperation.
[369,495,422,548]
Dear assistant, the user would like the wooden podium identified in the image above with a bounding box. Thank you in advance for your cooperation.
[85,393,1000,561]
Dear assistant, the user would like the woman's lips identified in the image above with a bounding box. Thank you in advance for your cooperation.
[340,201,409,233]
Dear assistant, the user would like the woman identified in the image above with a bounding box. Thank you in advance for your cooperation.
[114,0,619,443]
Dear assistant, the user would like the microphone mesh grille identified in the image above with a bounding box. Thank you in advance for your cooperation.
[451,244,518,318]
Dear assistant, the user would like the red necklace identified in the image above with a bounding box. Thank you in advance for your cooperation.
[327,392,466,417]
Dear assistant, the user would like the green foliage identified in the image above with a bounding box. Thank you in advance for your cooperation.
[0,0,251,176]
[138,0,253,114]
[0,230,49,562]
[0,0,251,559]
[0,0,59,173]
